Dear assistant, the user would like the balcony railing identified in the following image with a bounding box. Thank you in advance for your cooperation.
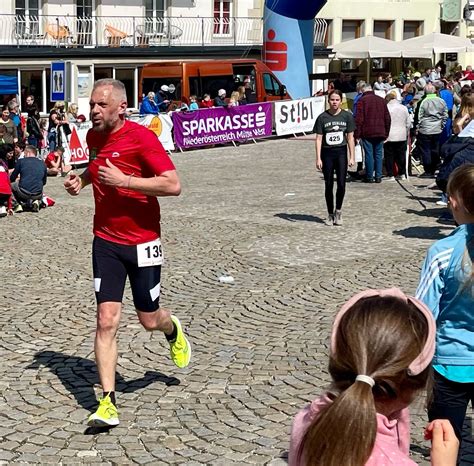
[0,15,327,48]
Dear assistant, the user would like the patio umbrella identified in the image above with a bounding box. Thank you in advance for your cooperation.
[330,35,404,82]
[399,32,474,54]
[331,35,402,59]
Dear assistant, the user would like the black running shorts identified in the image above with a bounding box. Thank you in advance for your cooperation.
[92,236,162,312]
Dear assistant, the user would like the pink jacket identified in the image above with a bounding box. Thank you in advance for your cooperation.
[288,394,416,466]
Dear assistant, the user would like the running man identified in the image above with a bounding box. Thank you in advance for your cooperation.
[64,78,191,427]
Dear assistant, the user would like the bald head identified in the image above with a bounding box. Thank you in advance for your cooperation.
[93,79,127,104]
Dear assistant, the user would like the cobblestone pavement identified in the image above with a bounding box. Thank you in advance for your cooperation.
[1,138,472,465]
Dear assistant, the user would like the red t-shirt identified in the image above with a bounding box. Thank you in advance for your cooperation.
[86,120,175,246]
[200,100,213,108]
[44,152,56,168]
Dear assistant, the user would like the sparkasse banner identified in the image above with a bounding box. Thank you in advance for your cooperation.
[274,97,325,136]
[172,103,273,149]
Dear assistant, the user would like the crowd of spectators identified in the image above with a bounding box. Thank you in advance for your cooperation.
[138,77,256,115]
[0,97,79,217]
[330,63,474,212]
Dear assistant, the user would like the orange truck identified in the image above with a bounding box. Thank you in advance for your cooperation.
[139,59,291,106]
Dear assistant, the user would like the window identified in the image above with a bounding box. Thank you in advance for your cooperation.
[263,73,282,96]
[15,0,40,38]
[76,0,94,46]
[15,0,39,17]
[341,20,363,42]
[145,0,167,34]
[403,21,423,40]
[115,69,135,106]
[214,0,232,35]
[373,20,393,39]
[20,70,43,109]
[94,68,113,81]
[323,20,333,47]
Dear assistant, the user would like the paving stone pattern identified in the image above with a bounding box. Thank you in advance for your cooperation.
[0,139,472,465]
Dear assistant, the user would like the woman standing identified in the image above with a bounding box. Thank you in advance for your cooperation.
[384,92,411,180]
[315,90,355,226]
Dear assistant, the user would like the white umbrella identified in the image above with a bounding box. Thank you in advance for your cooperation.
[330,35,402,59]
[399,32,474,54]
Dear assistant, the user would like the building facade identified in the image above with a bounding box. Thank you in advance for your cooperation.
[0,0,272,114]
[315,0,474,77]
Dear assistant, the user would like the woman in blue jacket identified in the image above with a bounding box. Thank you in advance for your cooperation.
[139,92,159,115]
[416,163,474,442]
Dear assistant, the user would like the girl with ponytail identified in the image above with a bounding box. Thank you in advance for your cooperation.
[416,163,474,444]
[289,288,458,466]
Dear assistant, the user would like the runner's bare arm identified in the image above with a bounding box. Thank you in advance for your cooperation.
[315,134,323,170]
[99,159,180,197]
[128,170,181,197]
[347,132,355,166]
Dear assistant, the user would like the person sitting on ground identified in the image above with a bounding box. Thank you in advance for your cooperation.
[200,94,213,109]
[0,149,13,217]
[140,92,160,115]
[0,143,15,173]
[289,288,459,466]
[13,141,25,162]
[44,146,70,176]
[214,89,228,107]
[10,144,47,212]
[188,95,199,111]
[229,91,240,107]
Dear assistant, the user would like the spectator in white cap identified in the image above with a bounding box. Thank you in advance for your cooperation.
[214,89,228,107]
[155,85,170,112]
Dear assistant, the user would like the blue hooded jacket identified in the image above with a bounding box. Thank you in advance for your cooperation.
[416,224,474,372]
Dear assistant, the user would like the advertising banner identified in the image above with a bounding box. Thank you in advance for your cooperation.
[66,114,175,165]
[274,97,325,136]
[172,103,273,149]
[131,114,175,151]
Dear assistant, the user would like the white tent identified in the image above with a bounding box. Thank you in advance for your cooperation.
[399,32,474,54]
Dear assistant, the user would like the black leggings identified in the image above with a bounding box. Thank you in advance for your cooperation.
[321,147,348,214]
[428,370,474,441]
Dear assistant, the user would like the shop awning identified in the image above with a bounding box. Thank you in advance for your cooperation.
[0,75,18,94]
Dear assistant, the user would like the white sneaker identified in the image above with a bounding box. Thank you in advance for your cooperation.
[324,214,334,226]
[334,210,343,226]
[436,194,448,207]
[0,206,7,217]
[396,175,407,181]
[385,176,396,181]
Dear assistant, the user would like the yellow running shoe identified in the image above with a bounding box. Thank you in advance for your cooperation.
[169,315,191,368]
[87,394,119,427]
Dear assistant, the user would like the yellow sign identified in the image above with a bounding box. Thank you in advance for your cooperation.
[148,116,163,137]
